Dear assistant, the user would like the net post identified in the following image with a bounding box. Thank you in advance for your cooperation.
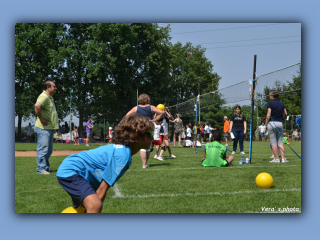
[249,55,257,164]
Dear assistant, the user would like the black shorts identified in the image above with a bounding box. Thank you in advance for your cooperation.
[57,174,96,208]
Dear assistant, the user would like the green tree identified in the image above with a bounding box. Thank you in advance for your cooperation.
[15,23,66,139]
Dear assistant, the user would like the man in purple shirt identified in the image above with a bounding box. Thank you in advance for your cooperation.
[86,117,93,146]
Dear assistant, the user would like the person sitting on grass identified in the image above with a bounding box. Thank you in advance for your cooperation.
[201,131,234,168]
[56,113,154,213]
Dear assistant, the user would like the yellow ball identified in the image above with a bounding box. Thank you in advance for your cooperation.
[255,172,273,189]
[61,206,86,213]
[157,104,165,111]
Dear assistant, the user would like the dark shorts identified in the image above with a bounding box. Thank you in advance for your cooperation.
[57,174,96,208]
[224,132,229,138]
[205,133,209,139]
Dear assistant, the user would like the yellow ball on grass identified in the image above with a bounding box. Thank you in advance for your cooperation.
[255,172,273,189]
[61,206,86,213]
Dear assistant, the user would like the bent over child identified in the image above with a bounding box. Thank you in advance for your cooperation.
[201,131,234,167]
[57,113,154,213]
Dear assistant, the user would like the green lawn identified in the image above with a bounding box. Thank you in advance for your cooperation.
[15,141,301,213]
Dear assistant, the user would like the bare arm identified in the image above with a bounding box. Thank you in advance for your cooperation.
[265,108,272,130]
[283,108,287,115]
[151,105,164,116]
[126,106,137,116]
[229,121,233,132]
[35,102,49,126]
[244,121,247,134]
[96,180,110,202]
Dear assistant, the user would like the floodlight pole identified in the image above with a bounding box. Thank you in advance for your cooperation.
[249,55,257,164]
[194,82,200,154]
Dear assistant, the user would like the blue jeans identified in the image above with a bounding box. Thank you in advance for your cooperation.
[34,126,54,173]
[232,129,245,152]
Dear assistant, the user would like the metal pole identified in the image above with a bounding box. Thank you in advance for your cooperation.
[249,55,257,164]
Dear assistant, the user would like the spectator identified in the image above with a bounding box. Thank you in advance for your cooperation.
[86,118,93,146]
[223,116,230,146]
[229,105,247,154]
[34,81,59,175]
[64,121,69,133]
[258,122,267,141]
[25,123,34,142]
[265,90,288,163]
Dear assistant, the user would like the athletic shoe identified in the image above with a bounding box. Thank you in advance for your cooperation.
[38,170,50,175]
[231,151,236,154]
[170,154,176,158]
[150,148,154,153]
[156,156,164,161]
[89,144,92,146]
[270,159,280,163]
[270,155,274,158]
[86,144,89,146]
[142,165,149,169]
[154,155,158,159]
[172,146,175,148]
[225,144,228,146]
[240,151,245,154]
[281,158,289,163]
[46,169,57,172]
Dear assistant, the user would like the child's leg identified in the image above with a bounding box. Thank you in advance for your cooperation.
[82,194,103,213]
[173,134,176,147]
[178,133,181,147]
[226,156,234,166]
[159,144,165,157]
[155,145,160,155]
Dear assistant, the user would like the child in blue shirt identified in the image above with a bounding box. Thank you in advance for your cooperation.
[57,113,154,213]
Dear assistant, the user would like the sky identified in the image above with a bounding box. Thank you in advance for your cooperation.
[15,23,301,127]
[3,0,319,239]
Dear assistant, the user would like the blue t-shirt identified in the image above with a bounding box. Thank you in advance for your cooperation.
[57,144,131,190]
[267,99,285,122]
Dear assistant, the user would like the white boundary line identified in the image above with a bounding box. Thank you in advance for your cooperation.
[128,165,301,172]
[111,188,300,199]
[112,184,123,198]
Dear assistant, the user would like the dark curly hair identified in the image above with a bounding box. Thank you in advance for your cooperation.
[112,113,154,146]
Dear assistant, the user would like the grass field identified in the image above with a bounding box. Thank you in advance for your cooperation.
[15,141,301,213]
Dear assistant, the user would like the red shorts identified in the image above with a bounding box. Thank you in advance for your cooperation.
[152,140,163,146]
[160,135,169,141]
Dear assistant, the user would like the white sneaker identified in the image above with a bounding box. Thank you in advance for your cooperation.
[156,156,164,161]
[38,170,50,175]
[143,165,149,169]
[231,151,236,154]
[154,155,158,159]
[86,144,89,146]
[281,158,289,163]
[170,154,176,158]
[270,159,280,163]
[225,144,228,146]
[270,155,274,158]
[240,151,245,154]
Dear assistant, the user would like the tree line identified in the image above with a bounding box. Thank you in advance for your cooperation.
[15,23,221,139]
